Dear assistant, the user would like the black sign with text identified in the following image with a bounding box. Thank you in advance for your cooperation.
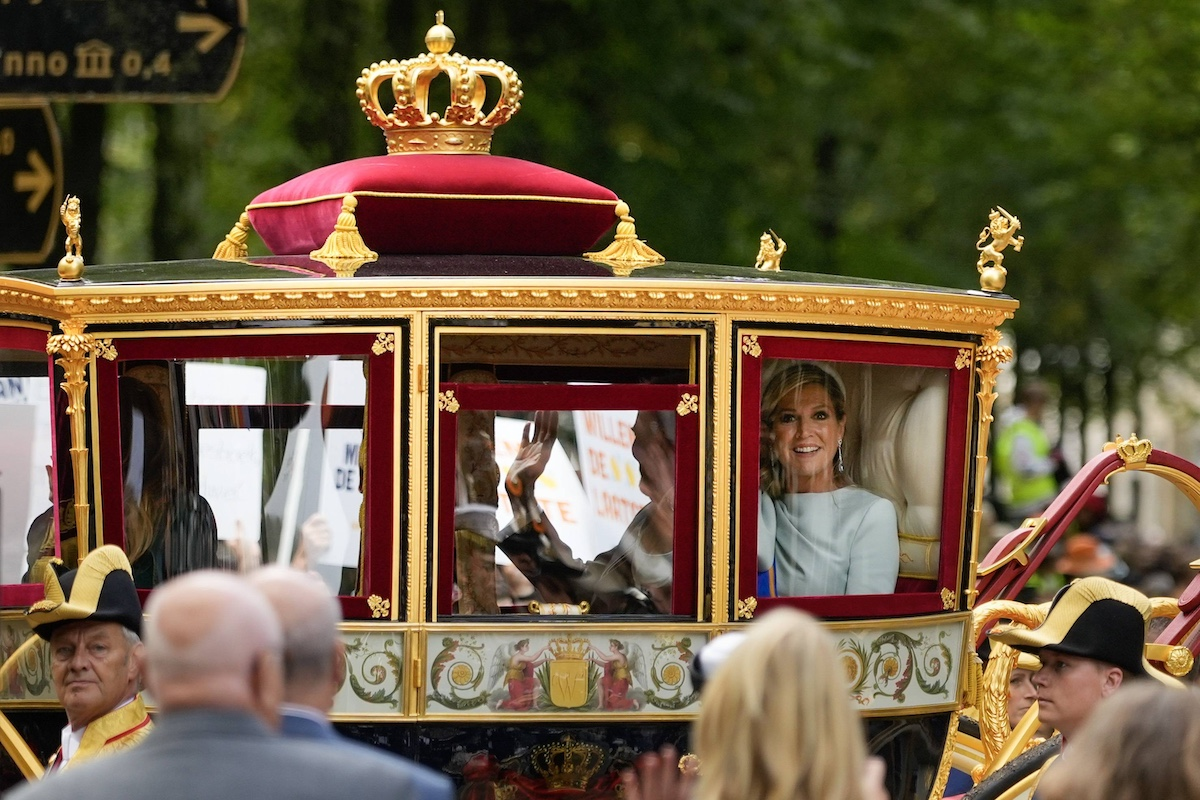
[0,0,246,101]
[0,102,63,264]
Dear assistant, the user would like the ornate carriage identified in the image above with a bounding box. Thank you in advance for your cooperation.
[0,13,1045,800]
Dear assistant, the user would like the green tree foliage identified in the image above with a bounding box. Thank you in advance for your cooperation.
[63,0,1200,414]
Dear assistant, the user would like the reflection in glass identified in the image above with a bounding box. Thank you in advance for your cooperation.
[454,408,675,614]
[0,352,55,583]
[116,356,365,594]
[757,361,899,597]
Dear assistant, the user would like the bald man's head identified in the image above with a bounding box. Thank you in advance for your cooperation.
[250,566,343,711]
[143,571,283,722]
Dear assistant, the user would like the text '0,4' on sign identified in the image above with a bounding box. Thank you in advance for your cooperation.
[0,0,246,102]
[0,101,63,264]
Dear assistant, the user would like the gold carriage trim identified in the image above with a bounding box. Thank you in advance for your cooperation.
[1104,433,1152,467]
[310,195,379,263]
[676,393,699,416]
[436,390,460,413]
[213,211,252,260]
[530,736,604,790]
[246,190,618,211]
[735,596,757,619]
[367,594,390,618]
[528,601,590,615]
[583,200,665,274]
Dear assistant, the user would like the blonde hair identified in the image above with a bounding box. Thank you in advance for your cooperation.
[695,608,866,800]
[1039,683,1200,800]
[760,362,848,499]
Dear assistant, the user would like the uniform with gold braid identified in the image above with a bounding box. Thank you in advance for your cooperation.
[26,547,151,775]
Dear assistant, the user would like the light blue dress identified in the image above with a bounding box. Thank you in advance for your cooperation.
[758,487,899,596]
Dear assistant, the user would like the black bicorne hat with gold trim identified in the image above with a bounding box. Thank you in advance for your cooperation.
[991,576,1179,687]
[25,546,142,641]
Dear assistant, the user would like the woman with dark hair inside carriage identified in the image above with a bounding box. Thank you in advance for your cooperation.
[757,361,898,597]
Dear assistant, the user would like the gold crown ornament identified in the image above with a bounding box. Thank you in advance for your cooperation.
[530,736,604,791]
[356,11,523,154]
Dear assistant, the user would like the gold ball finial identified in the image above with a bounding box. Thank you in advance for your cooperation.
[426,11,455,55]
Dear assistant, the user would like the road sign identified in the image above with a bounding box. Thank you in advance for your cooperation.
[0,101,63,265]
[0,0,247,102]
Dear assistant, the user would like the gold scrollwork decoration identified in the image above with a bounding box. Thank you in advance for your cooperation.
[677,393,699,416]
[367,594,391,619]
[372,332,395,355]
[955,348,972,370]
[736,596,757,619]
[436,390,460,413]
[941,588,956,610]
[741,335,761,358]
[94,339,117,360]
[1104,433,1152,467]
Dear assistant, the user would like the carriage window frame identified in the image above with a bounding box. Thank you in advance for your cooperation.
[737,333,973,618]
[434,381,701,619]
[92,331,398,620]
[0,325,59,607]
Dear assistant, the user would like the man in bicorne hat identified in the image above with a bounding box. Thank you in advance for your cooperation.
[24,546,151,773]
[963,576,1182,800]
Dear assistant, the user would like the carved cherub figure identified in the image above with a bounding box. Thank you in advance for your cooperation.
[754,229,787,271]
[60,196,83,259]
[976,206,1023,273]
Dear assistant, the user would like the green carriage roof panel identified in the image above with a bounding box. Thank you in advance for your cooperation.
[1,255,1005,301]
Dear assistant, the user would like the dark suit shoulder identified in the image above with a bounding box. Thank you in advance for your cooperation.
[4,727,449,800]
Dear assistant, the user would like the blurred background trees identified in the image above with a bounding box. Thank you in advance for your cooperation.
[13,0,1200,473]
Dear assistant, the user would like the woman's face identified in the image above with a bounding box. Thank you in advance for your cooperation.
[1007,667,1038,728]
[771,383,845,493]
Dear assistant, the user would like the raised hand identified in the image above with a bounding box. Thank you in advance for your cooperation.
[506,410,559,497]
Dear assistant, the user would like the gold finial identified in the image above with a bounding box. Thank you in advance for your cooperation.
[309,195,379,266]
[356,12,523,154]
[57,195,84,281]
[213,211,252,260]
[754,229,786,271]
[976,206,1024,292]
[582,200,665,275]
[425,10,455,54]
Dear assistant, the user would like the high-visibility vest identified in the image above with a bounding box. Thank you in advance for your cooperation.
[993,417,1057,511]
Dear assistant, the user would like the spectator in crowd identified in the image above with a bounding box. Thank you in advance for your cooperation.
[621,608,888,800]
[1038,682,1200,800]
[250,566,453,800]
[5,571,447,800]
[992,380,1060,528]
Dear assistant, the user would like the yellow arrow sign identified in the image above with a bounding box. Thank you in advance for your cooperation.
[176,12,232,54]
[14,149,52,213]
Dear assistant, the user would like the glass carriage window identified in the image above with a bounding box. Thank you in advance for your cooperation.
[0,336,56,593]
[434,329,703,618]
[93,333,396,617]
[737,334,973,618]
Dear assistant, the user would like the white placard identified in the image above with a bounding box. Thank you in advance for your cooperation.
[0,376,52,584]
